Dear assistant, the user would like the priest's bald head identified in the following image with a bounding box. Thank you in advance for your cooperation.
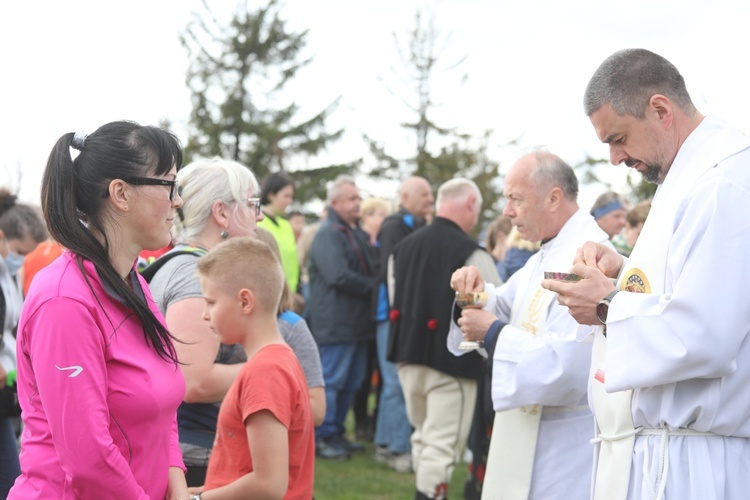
[502,151,579,244]
[584,49,705,185]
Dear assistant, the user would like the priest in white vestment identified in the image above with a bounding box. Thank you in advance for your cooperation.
[545,48,750,500]
[448,151,611,500]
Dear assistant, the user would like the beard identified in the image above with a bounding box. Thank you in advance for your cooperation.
[625,158,665,184]
[641,163,662,184]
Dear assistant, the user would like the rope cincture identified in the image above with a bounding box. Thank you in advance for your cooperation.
[591,426,718,500]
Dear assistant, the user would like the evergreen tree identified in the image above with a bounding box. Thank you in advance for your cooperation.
[180,0,355,204]
[366,10,510,235]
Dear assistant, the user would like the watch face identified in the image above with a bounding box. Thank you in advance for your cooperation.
[596,301,608,324]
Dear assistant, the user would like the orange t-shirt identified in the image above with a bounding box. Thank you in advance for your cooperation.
[22,240,64,296]
[139,243,174,264]
[204,343,314,498]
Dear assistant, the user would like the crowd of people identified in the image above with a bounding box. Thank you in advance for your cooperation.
[0,47,748,500]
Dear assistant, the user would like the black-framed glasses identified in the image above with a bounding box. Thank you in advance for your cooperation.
[246,197,262,217]
[102,177,178,200]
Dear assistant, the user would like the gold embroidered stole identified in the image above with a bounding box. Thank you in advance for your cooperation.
[485,281,554,500]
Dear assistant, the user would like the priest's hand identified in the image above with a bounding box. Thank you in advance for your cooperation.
[457,308,497,341]
[574,242,623,279]
[450,266,485,293]
[542,264,615,325]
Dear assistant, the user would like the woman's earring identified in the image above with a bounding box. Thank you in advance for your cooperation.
[220,229,229,239]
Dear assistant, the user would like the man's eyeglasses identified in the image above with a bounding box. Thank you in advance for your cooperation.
[246,197,262,217]
[102,177,178,200]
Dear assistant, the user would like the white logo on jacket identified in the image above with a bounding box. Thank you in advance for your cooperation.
[55,365,83,378]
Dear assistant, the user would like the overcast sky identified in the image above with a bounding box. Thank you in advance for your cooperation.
[2,0,749,213]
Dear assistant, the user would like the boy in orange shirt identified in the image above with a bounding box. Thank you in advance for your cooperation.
[193,237,314,499]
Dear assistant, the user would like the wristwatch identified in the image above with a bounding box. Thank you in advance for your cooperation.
[596,289,620,325]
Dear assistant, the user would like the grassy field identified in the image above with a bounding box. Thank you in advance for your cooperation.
[312,391,471,499]
[313,440,470,499]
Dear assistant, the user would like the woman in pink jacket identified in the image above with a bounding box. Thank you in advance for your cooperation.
[8,121,190,499]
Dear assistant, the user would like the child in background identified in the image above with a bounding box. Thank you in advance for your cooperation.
[194,237,314,499]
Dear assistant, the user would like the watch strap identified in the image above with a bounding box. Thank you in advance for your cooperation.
[603,289,620,303]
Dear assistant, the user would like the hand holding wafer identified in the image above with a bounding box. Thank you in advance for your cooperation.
[450,266,485,293]
[542,264,616,325]
[573,241,624,278]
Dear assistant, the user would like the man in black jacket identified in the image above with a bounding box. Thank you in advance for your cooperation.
[308,175,375,459]
[388,178,501,499]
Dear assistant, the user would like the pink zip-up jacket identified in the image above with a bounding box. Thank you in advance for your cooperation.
[9,252,186,499]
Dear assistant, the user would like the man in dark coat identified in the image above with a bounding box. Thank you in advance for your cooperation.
[307,175,375,459]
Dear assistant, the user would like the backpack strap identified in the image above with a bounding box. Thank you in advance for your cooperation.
[139,247,206,283]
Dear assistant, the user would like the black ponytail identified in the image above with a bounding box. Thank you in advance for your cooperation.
[41,121,183,363]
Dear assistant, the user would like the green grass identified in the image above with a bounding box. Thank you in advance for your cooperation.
[314,441,469,499]
[313,408,470,499]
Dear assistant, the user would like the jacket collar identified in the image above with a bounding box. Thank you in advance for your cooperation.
[326,207,357,230]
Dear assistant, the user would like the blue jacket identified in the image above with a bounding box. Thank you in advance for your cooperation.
[496,247,537,283]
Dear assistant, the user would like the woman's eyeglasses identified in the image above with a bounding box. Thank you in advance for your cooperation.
[102,177,178,200]
[246,197,262,217]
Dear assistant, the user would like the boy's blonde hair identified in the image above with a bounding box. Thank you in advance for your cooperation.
[253,227,294,315]
[196,236,284,314]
